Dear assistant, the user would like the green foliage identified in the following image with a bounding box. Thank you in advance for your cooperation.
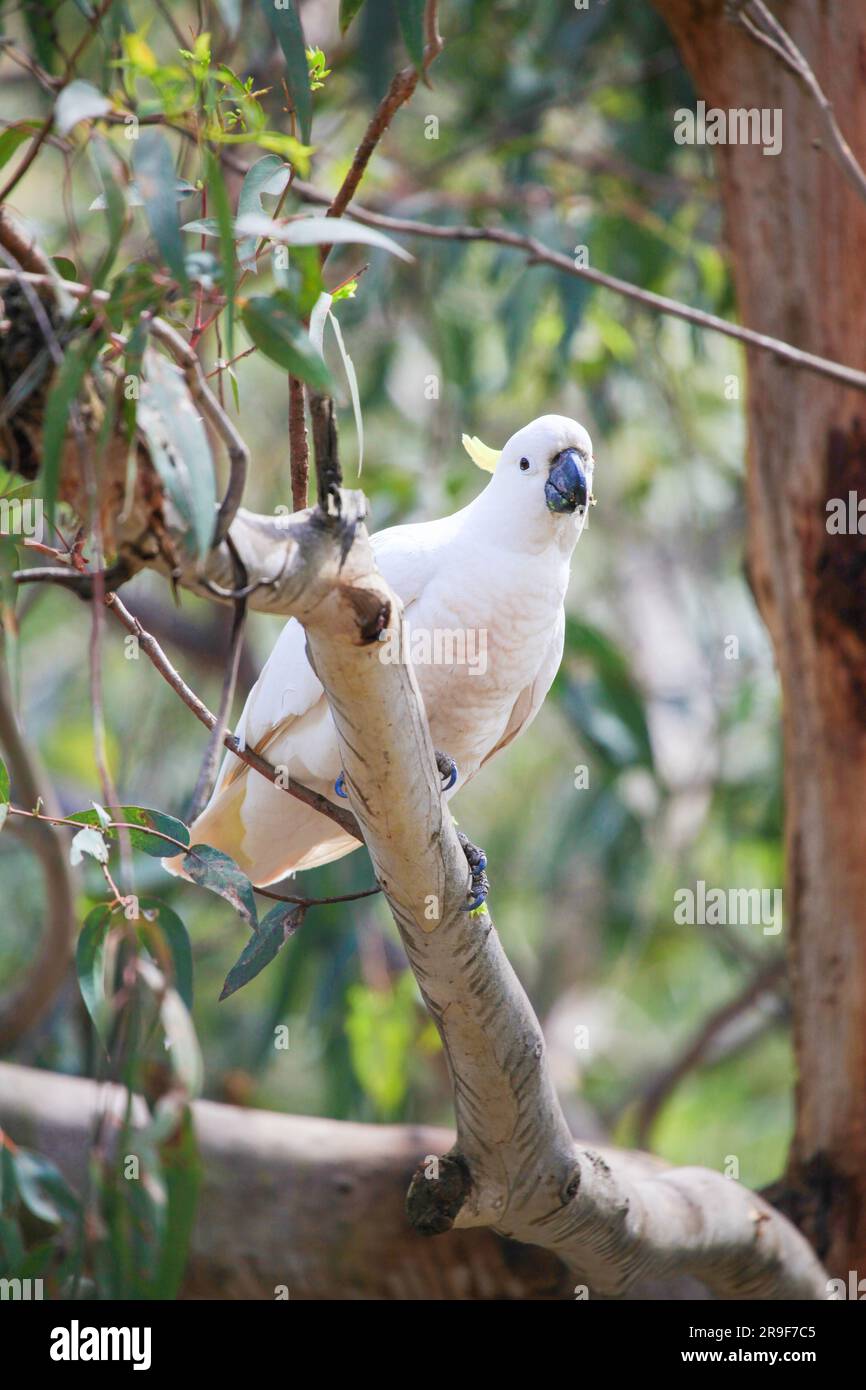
[339,0,366,36]
[42,331,101,538]
[133,130,190,290]
[75,904,113,1048]
[241,291,334,389]
[182,844,258,929]
[345,972,420,1120]
[137,898,195,1011]
[0,0,796,1297]
[220,901,305,1001]
[137,350,218,559]
[397,0,426,72]
[258,0,312,144]
[235,153,293,271]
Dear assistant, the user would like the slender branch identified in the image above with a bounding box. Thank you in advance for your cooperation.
[308,390,342,513]
[103,591,361,841]
[626,957,786,1146]
[320,0,443,258]
[0,660,78,1048]
[291,182,866,392]
[733,0,866,208]
[186,555,248,823]
[254,883,381,908]
[8,806,191,855]
[324,68,419,229]
[288,376,309,511]
[0,0,117,204]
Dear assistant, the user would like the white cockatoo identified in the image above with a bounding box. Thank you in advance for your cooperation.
[169,414,594,888]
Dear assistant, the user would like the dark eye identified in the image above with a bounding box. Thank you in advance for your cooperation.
[519,457,530,471]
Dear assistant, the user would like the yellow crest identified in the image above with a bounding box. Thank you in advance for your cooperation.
[461,433,500,473]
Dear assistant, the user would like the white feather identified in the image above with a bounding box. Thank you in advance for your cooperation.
[169,415,594,886]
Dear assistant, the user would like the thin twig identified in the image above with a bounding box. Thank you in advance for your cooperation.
[288,376,309,511]
[289,185,866,393]
[88,567,128,866]
[8,806,192,854]
[320,0,443,259]
[626,957,786,1147]
[733,0,866,207]
[0,660,78,1047]
[186,545,248,822]
[254,884,381,908]
[0,0,117,204]
[308,391,342,513]
[103,591,361,841]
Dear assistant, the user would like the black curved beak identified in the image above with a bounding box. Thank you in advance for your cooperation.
[545,448,588,514]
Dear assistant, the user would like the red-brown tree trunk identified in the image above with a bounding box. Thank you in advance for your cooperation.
[655,0,866,1276]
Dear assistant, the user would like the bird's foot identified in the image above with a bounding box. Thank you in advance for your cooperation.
[337,754,457,801]
[458,830,489,912]
[435,749,458,791]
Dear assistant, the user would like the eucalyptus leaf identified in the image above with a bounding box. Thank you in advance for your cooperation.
[43,335,101,538]
[237,153,293,272]
[220,902,304,1000]
[13,1150,80,1227]
[68,805,190,858]
[161,988,203,1096]
[137,897,194,1011]
[339,0,366,36]
[55,79,110,135]
[182,844,258,930]
[136,350,217,560]
[69,826,109,866]
[133,131,190,289]
[236,212,412,262]
[0,125,38,171]
[75,906,113,1049]
[242,293,334,390]
[258,0,312,144]
[397,0,426,72]
[0,756,8,833]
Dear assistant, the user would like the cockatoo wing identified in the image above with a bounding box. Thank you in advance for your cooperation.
[480,610,565,768]
[215,515,445,793]
[177,516,452,885]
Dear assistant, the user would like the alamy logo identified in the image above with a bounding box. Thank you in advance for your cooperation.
[827,1271,866,1300]
[674,101,782,156]
[0,1277,43,1299]
[826,492,866,534]
[378,623,488,676]
[50,1320,152,1371]
[674,880,782,936]
[0,496,43,539]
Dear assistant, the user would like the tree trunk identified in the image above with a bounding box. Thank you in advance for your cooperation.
[654,0,866,1275]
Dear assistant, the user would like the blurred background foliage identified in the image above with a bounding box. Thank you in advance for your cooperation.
[0,0,789,1288]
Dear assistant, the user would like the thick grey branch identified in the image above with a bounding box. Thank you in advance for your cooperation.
[290,508,828,1300]
[0,1062,573,1301]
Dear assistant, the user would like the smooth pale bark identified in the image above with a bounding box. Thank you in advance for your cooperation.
[655,0,866,1281]
[2,220,829,1296]
[8,493,828,1296]
[0,1063,570,1300]
[262,500,826,1297]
